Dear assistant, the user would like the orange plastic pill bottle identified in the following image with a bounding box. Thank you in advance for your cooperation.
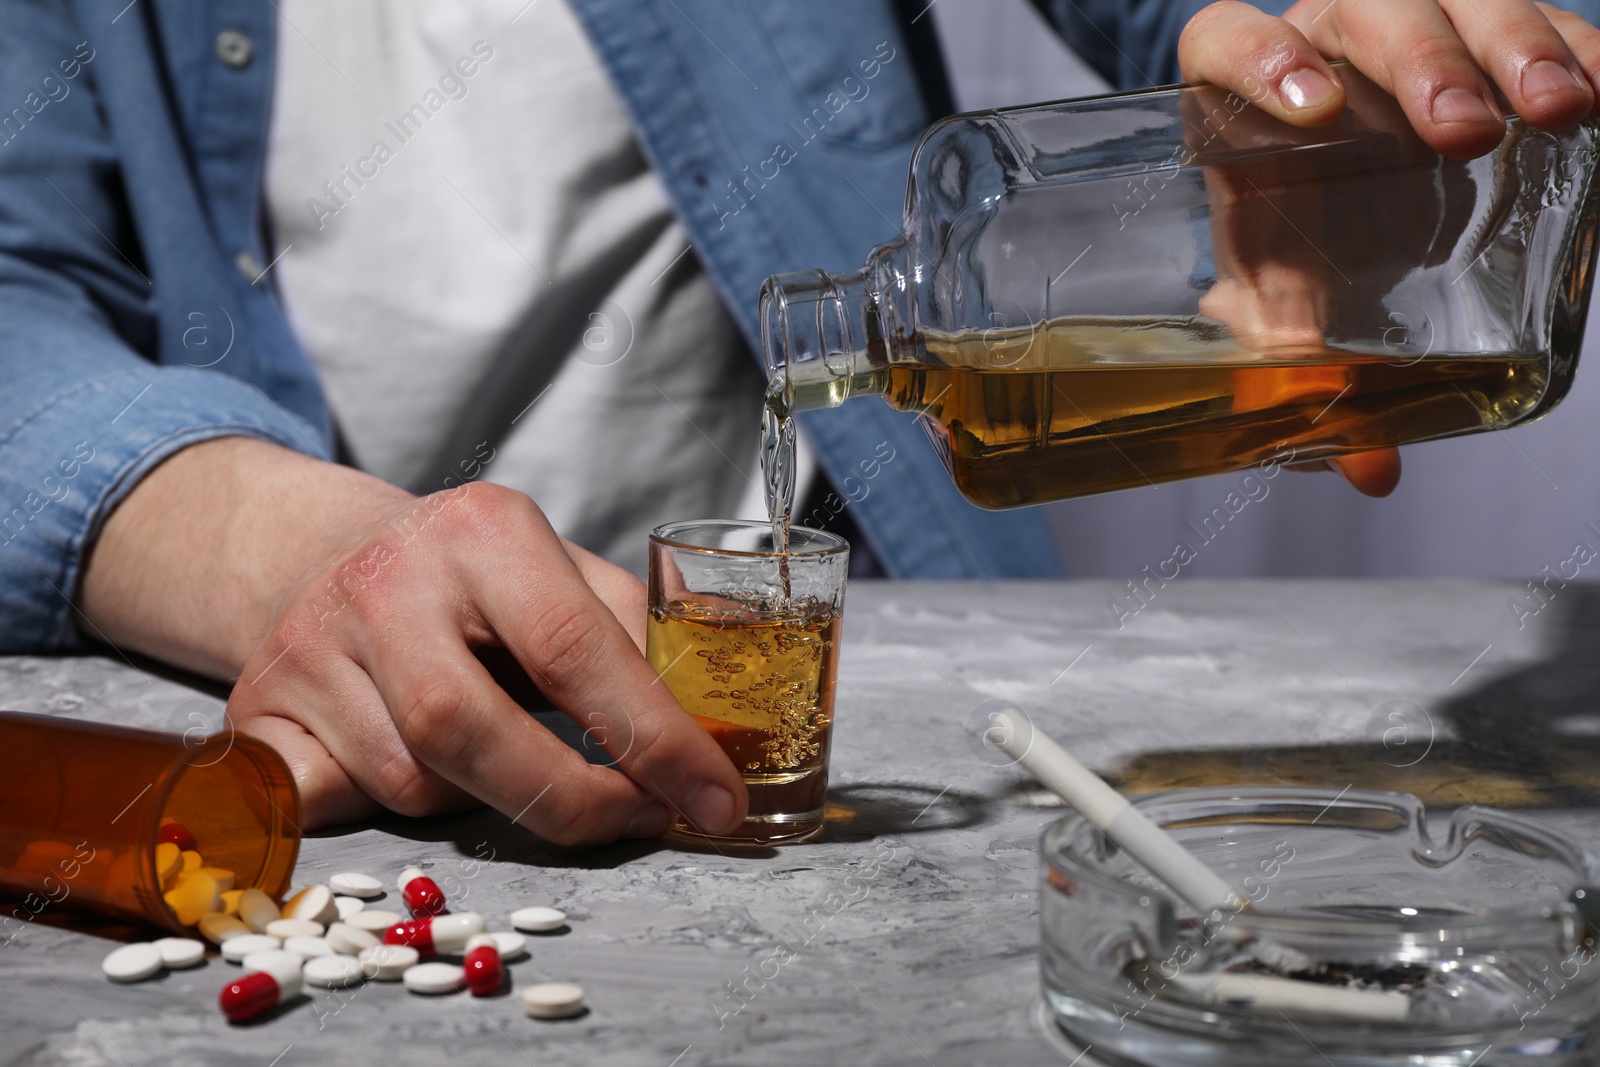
[0,710,299,936]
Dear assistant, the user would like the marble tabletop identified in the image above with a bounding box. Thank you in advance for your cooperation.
[3,579,1598,1067]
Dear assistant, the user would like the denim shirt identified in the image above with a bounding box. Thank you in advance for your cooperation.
[4,0,1493,650]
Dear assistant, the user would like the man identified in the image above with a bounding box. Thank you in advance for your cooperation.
[1,0,1595,842]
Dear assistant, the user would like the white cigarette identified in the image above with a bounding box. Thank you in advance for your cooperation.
[1167,972,1410,1022]
[989,704,1240,914]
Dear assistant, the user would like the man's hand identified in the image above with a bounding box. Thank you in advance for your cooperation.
[1180,1,1598,159]
[1176,0,1598,496]
[79,437,748,841]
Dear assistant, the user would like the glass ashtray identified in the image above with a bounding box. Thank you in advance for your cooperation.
[1041,787,1600,1066]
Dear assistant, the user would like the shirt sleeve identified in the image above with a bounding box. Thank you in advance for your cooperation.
[0,0,323,653]
[1031,0,1600,90]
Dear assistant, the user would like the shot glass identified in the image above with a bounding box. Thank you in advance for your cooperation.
[647,520,849,846]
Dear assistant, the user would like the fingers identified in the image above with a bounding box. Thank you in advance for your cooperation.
[1180,2,1347,125]
[398,483,747,840]
[1290,0,1507,157]
[561,537,649,653]
[1539,4,1600,97]
[1440,0,1592,127]
[230,639,474,822]
[1330,448,1402,497]
[233,712,383,830]
[360,616,673,845]
[1286,449,1403,496]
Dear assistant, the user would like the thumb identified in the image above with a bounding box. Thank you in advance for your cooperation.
[1179,1,1345,126]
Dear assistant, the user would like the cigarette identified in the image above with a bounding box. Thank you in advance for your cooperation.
[989,704,1239,914]
[1167,972,1410,1023]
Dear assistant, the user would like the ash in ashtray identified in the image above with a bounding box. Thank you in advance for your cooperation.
[1231,958,1438,996]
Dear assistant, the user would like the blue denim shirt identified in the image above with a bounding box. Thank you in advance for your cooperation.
[14,0,1562,651]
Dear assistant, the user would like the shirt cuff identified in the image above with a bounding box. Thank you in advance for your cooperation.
[0,366,328,652]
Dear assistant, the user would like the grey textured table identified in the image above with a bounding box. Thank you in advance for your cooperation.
[4,580,1598,1067]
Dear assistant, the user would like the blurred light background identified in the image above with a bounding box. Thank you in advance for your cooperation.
[929,0,1600,579]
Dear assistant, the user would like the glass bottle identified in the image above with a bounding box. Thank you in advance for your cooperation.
[761,66,1600,509]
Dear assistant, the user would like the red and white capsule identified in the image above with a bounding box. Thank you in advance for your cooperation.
[463,934,503,996]
[218,952,302,1023]
[383,912,486,957]
[397,866,447,917]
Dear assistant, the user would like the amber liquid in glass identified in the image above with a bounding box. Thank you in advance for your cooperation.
[648,597,841,845]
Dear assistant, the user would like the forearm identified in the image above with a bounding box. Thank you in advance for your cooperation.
[78,437,410,679]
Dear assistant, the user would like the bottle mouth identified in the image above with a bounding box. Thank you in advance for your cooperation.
[759,268,872,413]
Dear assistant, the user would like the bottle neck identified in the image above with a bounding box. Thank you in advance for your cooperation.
[760,266,892,414]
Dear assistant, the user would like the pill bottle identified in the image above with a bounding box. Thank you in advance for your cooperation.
[0,710,299,936]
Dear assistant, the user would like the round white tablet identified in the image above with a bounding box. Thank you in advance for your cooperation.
[283,936,334,960]
[303,954,365,989]
[325,922,379,956]
[235,889,280,934]
[282,885,339,926]
[241,950,303,996]
[490,931,528,961]
[102,942,163,983]
[265,918,324,940]
[221,934,283,963]
[510,907,567,933]
[152,937,206,969]
[344,909,402,933]
[522,982,585,1019]
[334,896,365,920]
[403,961,464,995]
[241,949,304,983]
[329,872,385,899]
[358,943,419,981]
[198,913,251,945]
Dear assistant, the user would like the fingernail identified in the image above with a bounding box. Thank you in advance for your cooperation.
[623,802,671,839]
[1431,87,1498,125]
[1523,59,1583,102]
[685,783,738,834]
[1279,68,1338,111]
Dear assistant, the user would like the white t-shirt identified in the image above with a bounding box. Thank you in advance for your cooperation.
[264,0,810,575]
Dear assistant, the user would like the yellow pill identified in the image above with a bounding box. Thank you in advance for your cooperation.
[199,867,236,893]
[219,889,245,916]
[180,850,203,874]
[154,842,183,890]
[163,871,219,927]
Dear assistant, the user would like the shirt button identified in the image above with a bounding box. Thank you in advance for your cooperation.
[216,30,253,68]
[235,250,265,283]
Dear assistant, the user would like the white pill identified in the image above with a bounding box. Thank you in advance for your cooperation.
[334,896,365,920]
[102,943,164,983]
[510,907,567,933]
[198,913,252,945]
[344,909,402,933]
[236,889,280,934]
[490,931,528,961]
[358,943,419,981]
[152,937,206,969]
[283,936,334,960]
[397,866,426,892]
[325,922,379,956]
[330,872,385,899]
[403,961,464,995]
[265,918,324,940]
[221,934,282,963]
[283,885,339,926]
[522,982,585,1019]
[241,949,304,991]
[303,954,365,989]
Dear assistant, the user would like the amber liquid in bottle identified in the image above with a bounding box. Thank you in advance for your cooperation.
[647,597,841,845]
[872,318,1546,509]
